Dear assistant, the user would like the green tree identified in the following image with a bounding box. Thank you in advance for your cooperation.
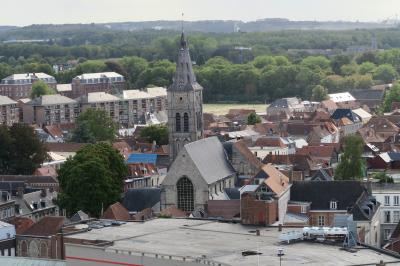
[358,62,376,75]
[140,124,168,145]
[382,83,400,112]
[0,124,48,175]
[57,143,128,217]
[71,109,117,143]
[30,80,56,99]
[311,85,328,101]
[373,171,394,183]
[247,112,262,125]
[373,64,398,83]
[335,135,365,180]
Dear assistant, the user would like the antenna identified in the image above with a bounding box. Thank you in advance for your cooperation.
[181,12,184,32]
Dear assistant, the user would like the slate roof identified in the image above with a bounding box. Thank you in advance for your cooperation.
[78,92,120,103]
[184,137,236,184]
[290,181,377,221]
[22,216,65,236]
[232,140,263,169]
[224,188,240,200]
[351,89,384,101]
[269,97,301,108]
[70,210,89,223]
[331,109,361,123]
[122,188,161,212]
[310,169,333,181]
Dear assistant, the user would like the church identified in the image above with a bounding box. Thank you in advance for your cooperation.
[161,32,237,212]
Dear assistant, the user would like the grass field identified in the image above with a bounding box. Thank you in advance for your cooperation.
[203,103,267,115]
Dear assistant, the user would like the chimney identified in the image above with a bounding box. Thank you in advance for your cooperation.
[40,189,47,198]
[17,186,24,198]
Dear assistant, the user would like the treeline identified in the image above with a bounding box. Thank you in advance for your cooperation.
[1,49,400,102]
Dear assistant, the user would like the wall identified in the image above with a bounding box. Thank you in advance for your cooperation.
[65,243,225,266]
[240,193,278,226]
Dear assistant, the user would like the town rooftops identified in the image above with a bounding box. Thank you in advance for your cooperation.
[145,87,167,97]
[269,97,302,108]
[328,92,355,103]
[351,89,385,101]
[79,92,120,103]
[73,72,124,80]
[102,202,130,221]
[122,188,161,213]
[232,140,263,169]
[0,95,17,105]
[22,216,64,236]
[29,94,77,106]
[126,153,157,164]
[122,89,153,100]
[1,73,56,84]
[56,84,72,92]
[331,109,361,123]
[254,164,290,196]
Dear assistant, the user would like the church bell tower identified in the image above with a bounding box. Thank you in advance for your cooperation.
[167,32,204,162]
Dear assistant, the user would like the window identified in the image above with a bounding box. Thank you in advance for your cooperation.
[394,211,400,223]
[318,215,325,226]
[176,177,194,212]
[385,196,390,206]
[330,201,337,210]
[395,196,399,206]
[384,229,392,240]
[384,211,391,223]
[175,113,181,132]
[301,205,307,214]
[183,113,189,132]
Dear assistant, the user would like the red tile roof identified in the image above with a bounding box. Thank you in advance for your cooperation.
[296,145,337,159]
[23,216,65,236]
[254,137,286,148]
[44,143,87,153]
[102,202,131,221]
[9,217,34,234]
[44,125,63,138]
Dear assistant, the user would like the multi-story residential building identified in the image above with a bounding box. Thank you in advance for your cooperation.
[372,183,400,245]
[23,94,79,126]
[145,87,168,112]
[120,90,153,126]
[119,87,168,127]
[71,72,125,98]
[0,95,18,126]
[78,92,121,123]
[0,191,15,222]
[0,73,57,100]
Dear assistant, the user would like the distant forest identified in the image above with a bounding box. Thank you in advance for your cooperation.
[1,23,400,102]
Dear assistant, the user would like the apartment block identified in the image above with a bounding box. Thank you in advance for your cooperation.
[0,73,57,100]
[78,92,121,123]
[71,72,126,98]
[0,96,18,126]
[23,94,79,126]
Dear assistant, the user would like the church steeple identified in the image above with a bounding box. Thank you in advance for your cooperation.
[168,32,202,92]
[167,31,204,163]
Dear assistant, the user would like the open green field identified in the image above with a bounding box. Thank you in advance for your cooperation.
[203,104,267,116]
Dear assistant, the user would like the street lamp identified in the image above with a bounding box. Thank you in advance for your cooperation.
[277,247,284,266]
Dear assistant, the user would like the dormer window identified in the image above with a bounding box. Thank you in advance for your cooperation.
[330,200,337,210]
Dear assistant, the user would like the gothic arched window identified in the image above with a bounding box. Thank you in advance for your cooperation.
[183,113,189,132]
[177,176,194,212]
[176,113,181,132]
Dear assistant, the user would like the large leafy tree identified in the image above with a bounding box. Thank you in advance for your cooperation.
[140,125,168,145]
[373,64,398,83]
[71,109,117,143]
[30,80,55,99]
[57,143,128,217]
[311,85,328,101]
[0,124,48,175]
[247,112,262,125]
[335,135,365,180]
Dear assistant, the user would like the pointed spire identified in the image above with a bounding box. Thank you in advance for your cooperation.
[168,31,202,92]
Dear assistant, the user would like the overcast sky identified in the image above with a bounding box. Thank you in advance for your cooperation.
[2,0,400,26]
